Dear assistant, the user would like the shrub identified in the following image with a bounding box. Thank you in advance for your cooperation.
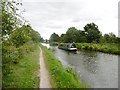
[18,41,37,58]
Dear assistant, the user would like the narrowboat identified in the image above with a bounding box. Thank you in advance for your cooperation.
[58,42,77,51]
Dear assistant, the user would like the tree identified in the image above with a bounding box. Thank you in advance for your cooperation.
[116,37,120,44]
[84,23,101,43]
[66,27,79,42]
[49,33,60,42]
[30,30,41,43]
[1,0,24,39]
[40,37,44,43]
[10,25,41,47]
[60,34,70,43]
[108,32,117,43]
[60,28,87,43]
[101,32,117,43]
[78,30,87,43]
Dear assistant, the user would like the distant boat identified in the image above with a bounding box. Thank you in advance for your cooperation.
[58,43,77,51]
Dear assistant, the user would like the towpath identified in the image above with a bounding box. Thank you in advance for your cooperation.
[39,48,52,88]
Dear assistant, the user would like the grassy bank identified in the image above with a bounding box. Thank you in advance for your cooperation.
[40,44,87,88]
[76,43,120,55]
[2,42,40,88]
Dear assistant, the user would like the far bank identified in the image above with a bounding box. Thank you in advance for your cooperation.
[49,42,120,55]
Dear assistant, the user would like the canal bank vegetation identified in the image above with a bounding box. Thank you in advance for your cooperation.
[2,0,42,88]
[40,45,87,88]
[3,43,40,88]
[49,23,120,55]
[76,43,120,55]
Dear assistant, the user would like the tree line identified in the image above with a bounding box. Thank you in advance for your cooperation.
[49,23,120,43]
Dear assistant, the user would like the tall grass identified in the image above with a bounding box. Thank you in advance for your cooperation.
[76,43,120,55]
[40,44,87,88]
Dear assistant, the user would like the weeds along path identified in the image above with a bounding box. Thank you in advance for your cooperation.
[39,47,52,88]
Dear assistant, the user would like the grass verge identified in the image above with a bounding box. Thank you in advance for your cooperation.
[2,44,40,88]
[40,44,87,88]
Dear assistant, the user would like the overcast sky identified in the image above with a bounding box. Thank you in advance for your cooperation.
[21,0,119,39]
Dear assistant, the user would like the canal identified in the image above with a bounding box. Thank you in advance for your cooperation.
[42,43,118,88]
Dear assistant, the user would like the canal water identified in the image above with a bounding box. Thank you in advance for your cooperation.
[42,43,118,88]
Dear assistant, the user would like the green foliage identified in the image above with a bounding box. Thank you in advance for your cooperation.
[49,33,60,42]
[84,23,101,43]
[100,32,119,43]
[2,40,18,65]
[2,25,41,72]
[1,0,23,37]
[2,40,38,73]
[10,26,31,47]
[60,34,70,43]
[41,45,87,88]
[30,30,41,42]
[49,42,59,46]
[2,39,40,88]
[66,27,79,42]
[50,22,119,44]
[18,41,37,58]
[2,45,40,88]
[78,30,87,43]
[10,25,41,47]
[76,43,120,55]
[60,28,87,43]
[51,22,120,44]
[2,0,41,88]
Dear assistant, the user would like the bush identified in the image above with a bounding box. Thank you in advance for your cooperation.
[2,40,38,79]
[2,40,19,64]
[18,41,36,58]
[2,40,40,88]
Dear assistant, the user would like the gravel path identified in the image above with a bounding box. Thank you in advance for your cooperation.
[39,48,52,88]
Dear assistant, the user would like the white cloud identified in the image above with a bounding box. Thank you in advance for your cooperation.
[22,0,119,39]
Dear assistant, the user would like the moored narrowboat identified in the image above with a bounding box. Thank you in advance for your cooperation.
[58,42,77,51]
